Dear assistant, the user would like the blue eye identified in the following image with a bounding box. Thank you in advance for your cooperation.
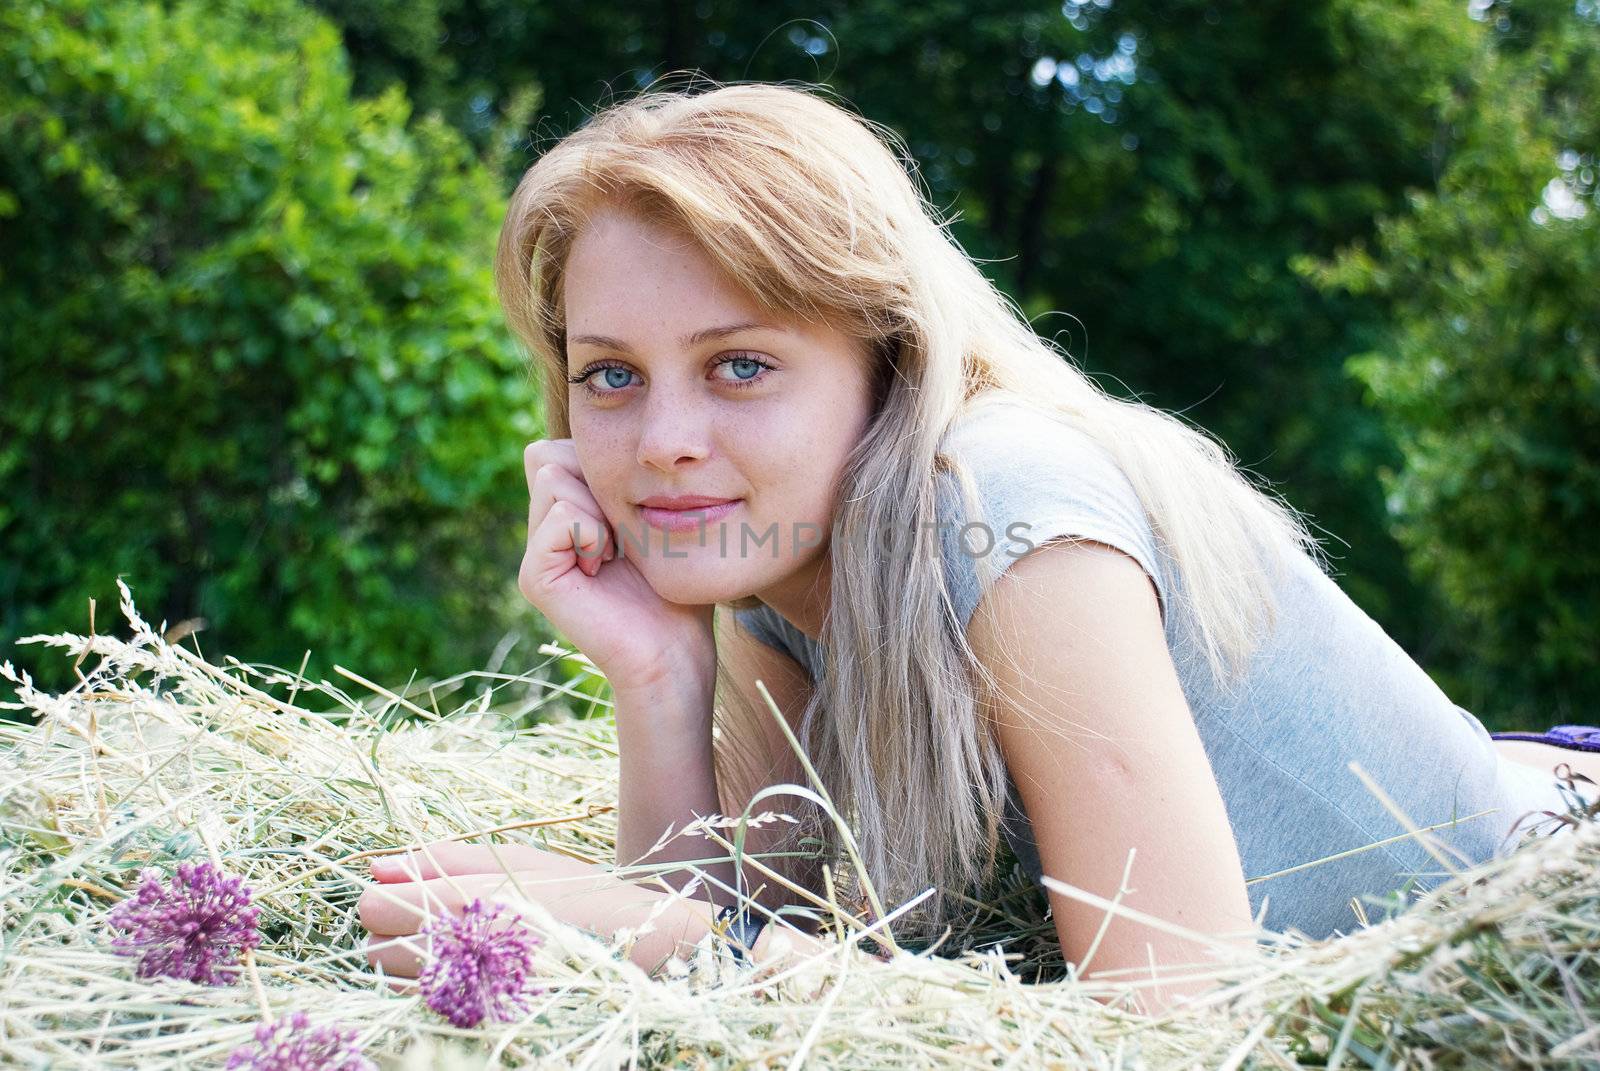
[710,352,775,389]
[567,352,775,397]
[719,356,768,384]
[566,363,637,395]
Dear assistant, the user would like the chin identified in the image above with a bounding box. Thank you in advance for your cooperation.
[630,551,765,606]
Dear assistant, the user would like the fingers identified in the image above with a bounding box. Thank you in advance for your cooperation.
[522,498,612,593]
[357,872,546,986]
[357,877,453,936]
[360,910,537,982]
[357,872,543,936]
[526,463,615,571]
[369,846,441,884]
[365,932,430,980]
[520,438,616,590]
[522,438,579,500]
[370,842,542,883]
[527,452,608,539]
[369,842,472,884]
[524,438,616,559]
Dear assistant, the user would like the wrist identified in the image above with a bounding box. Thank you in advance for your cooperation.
[609,645,716,708]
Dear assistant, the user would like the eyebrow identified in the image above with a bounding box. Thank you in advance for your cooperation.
[567,320,784,354]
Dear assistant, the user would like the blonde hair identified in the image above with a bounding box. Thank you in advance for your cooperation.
[494,78,1331,943]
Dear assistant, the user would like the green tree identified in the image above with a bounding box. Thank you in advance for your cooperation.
[1298,0,1600,725]
[0,0,551,705]
[308,0,1489,660]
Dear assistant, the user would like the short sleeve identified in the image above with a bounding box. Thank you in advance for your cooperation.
[730,604,822,680]
[936,400,1174,637]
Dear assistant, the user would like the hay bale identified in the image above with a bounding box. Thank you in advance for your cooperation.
[1,579,1595,1068]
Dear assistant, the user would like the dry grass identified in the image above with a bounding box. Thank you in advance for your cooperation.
[1,578,1597,1068]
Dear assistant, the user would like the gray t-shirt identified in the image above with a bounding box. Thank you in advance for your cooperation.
[733,396,1573,939]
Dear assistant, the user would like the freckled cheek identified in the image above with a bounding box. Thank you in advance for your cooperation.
[568,413,634,514]
[727,412,848,523]
[741,463,837,533]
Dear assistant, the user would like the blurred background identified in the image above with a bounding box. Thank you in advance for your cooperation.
[2,0,1596,730]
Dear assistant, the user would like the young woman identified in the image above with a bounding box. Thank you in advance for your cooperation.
[357,81,1595,1012]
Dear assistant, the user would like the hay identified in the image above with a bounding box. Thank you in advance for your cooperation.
[1,579,1597,1068]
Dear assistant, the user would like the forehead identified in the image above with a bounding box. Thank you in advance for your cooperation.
[564,209,790,334]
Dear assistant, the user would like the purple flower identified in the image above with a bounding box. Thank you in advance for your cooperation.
[226,1011,375,1071]
[106,860,262,986]
[418,898,544,1028]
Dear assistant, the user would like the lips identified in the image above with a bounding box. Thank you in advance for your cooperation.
[636,493,741,509]
[636,495,743,533]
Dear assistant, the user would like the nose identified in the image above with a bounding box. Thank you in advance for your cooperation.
[635,388,713,471]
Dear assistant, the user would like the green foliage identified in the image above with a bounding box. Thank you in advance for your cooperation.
[308,0,1486,649]
[1052,0,1513,639]
[0,0,552,704]
[300,0,1600,723]
[1298,0,1600,723]
[5,0,1598,725]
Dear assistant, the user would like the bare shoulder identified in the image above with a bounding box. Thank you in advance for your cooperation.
[974,537,1161,622]
[966,538,1168,736]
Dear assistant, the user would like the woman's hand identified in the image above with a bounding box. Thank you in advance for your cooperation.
[358,840,609,979]
[359,870,543,980]
[519,437,715,692]
[357,838,850,987]
[368,840,566,884]
[360,832,889,992]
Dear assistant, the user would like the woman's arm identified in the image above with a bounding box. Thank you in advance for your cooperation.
[611,654,740,902]
[966,537,1259,1014]
[610,611,827,928]
[359,846,840,982]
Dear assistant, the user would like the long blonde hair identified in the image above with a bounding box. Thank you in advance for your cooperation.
[494,78,1331,942]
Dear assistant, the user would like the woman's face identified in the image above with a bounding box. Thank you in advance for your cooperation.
[562,203,878,607]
